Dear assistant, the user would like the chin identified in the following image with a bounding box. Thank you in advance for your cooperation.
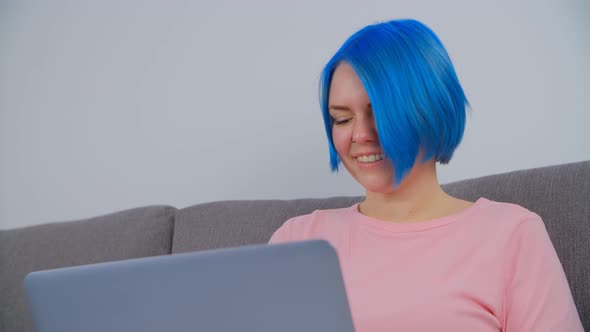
[342,163,396,193]
[356,176,396,194]
[364,184,396,194]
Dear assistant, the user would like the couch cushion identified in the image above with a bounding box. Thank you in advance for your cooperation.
[0,205,177,332]
[172,197,362,253]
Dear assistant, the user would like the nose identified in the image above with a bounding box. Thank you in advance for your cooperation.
[352,115,378,144]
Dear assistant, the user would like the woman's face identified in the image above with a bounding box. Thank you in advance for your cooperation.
[328,62,396,193]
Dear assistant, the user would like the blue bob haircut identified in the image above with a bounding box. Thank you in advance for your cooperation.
[319,19,470,187]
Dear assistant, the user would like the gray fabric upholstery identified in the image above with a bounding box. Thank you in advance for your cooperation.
[0,205,176,332]
[172,197,362,253]
[173,160,589,330]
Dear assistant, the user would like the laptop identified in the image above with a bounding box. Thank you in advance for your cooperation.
[24,239,355,332]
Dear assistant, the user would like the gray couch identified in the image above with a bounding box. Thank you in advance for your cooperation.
[1,160,588,332]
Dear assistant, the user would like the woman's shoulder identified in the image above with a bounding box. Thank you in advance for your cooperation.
[286,204,357,230]
[292,204,357,221]
[268,204,357,244]
[475,197,542,221]
[468,197,546,237]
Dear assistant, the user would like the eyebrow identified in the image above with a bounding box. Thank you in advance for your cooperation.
[328,103,372,112]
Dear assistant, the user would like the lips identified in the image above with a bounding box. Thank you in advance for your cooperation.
[355,157,384,169]
[356,154,383,163]
[352,151,383,158]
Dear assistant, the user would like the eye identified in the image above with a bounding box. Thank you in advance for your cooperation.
[333,118,351,125]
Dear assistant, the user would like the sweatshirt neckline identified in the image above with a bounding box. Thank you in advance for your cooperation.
[350,197,487,233]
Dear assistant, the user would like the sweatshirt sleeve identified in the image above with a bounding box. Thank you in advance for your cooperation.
[268,219,293,244]
[502,214,583,331]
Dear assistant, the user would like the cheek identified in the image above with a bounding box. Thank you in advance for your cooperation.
[331,127,350,157]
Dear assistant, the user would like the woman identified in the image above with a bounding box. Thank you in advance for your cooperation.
[269,19,583,331]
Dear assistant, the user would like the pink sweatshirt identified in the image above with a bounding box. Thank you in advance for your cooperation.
[268,198,583,331]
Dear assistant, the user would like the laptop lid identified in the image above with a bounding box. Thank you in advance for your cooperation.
[24,240,355,332]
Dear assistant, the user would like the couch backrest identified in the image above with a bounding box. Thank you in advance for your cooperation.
[172,197,363,253]
[0,205,177,332]
[173,160,589,331]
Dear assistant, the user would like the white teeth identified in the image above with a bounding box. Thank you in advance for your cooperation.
[356,154,383,163]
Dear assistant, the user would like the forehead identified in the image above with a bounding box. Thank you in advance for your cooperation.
[329,62,370,106]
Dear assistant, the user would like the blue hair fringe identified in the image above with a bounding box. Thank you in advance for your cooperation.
[319,19,470,187]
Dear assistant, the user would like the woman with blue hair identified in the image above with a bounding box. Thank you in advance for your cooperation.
[269,19,583,331]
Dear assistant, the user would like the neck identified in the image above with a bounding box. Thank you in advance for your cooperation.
[360,159,455,223]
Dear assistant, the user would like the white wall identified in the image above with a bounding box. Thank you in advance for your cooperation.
[1,0,589,229]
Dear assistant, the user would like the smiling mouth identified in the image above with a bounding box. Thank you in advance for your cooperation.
[355,154,384,163]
